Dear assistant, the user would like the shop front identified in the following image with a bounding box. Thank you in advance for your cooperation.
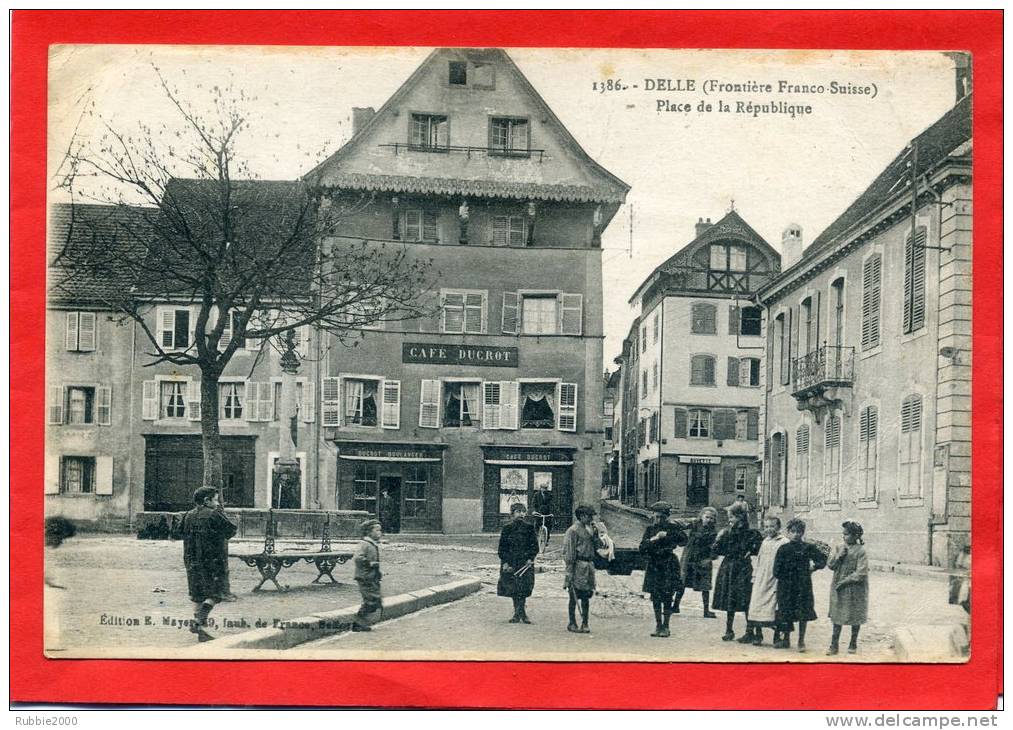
[333,441,446,533]
[481,445,575,532]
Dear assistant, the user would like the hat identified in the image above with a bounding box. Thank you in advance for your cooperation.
[649,501,672,516]
[360,519,381,536]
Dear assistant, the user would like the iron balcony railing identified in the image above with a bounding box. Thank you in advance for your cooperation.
[792,345,855,396]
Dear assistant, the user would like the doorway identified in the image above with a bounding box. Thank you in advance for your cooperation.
[379,475,402,534]
[687,464,710,507]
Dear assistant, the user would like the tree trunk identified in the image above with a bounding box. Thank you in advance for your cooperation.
[200,368,224,496]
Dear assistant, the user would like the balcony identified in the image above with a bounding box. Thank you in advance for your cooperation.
[380,143,546,162]
[791,345,855,422]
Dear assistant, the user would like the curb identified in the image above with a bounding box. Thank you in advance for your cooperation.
[869,561,962,582]
[184,578,481,653]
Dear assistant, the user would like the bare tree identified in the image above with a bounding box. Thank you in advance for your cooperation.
[53,68,433,494]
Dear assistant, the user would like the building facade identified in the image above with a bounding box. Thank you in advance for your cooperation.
[758,93,971,566]
[625,211,781,515]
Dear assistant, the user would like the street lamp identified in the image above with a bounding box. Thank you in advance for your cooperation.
[272,329,301,510]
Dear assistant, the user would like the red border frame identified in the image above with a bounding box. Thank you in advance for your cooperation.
[11,10,1002,709]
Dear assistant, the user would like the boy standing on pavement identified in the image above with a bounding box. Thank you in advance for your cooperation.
[353,519,383,632]
[563,504,600,634]
[180,486,237,642]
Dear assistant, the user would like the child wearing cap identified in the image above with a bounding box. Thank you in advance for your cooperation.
[352,519,383,632]
[639,501,688,637]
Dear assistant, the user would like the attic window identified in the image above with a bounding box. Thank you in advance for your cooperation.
[449,61,467,86]
[473,63,495,88]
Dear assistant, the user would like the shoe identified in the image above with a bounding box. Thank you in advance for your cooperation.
[651,625,662,637]
[567,623,580,633]
[798,642,807,653]
[847,645,858,654]
[508,616,520,624]
[703,611,718,619]
[773,639,789,649]
[196,627,216,642]
[579,624,590,634]
[351,623,372,632]
[826,645,840,656]
[736,632,755,644]
[752,634,764,646]
[520,614,532,625]
[721,631,735,641]
[220,593,239,603]
[658,627,670,638]
[671,605,681,614]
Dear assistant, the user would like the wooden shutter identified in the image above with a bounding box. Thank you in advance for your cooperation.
[95,456,114,495]
[159,309,175,348]
[142,380,158,420]
[321,377,341,426]
[257,382,273,422]
[747,409,759,440]
[560,294,583,335]
[766,320,775,392]
[245,381,259,422]
[97,386,112,425]
[65,312,79,350]
[422,210,439,242]
[187,380,202,421]
[45,455,60,494]
[727,357,740,386]
[904,226,928,333]
[861,255,882,350]
[301,381,315,423]
[464,292,485,333]
[723,464,736,493]
[48,386,64,425]
[419,379,441,428]
[501,381,520,430]
[405,209,422,241]
[501,292,519,334]
[715,408,736,441]
[557,382,577,432]
[673,407,688,438]
[442,292,464,333]
[382,380,401,429]
[492,216,509,246]
[483,381,502,429]
[728,306,740,335]
[78,312,97,351]
[703,356,715,385]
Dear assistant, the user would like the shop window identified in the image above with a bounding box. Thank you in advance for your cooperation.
[404,465,428,518]
[353,463,378,514]
[61,456,95,494]
[443,381,481,427]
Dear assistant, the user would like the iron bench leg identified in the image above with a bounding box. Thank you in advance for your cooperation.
[252,556,288,592]
[311,557,339,584]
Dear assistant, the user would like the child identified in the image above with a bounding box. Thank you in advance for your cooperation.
[773,518,828,652]
[352,519,383,632]
[827,520,869,655]
[497,502,539,623]
[744,515,789,646]
[673,506,719,618]
[639,501,688,637]
[712,501,762,641]
[563,504,600,634]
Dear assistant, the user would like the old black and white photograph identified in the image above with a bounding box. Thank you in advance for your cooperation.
[44,45,972,662]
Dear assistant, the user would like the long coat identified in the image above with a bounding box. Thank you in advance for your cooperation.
[828,543,869,625]
[679,519,718,592]
[711,525,762,612]
[773,540,828,623]
[497,519,539,598]
[639,522,688,598]
[181,505,237,603]
[563,522,598,599]
[354,536,383,616]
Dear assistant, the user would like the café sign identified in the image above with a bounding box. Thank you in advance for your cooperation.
[403,343,519,368]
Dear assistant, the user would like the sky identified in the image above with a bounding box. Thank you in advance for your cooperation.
[48,45,958,362]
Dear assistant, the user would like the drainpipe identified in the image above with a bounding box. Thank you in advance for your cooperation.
[657,299,664,502]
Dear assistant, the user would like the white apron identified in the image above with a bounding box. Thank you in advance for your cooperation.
[748,535,788,623]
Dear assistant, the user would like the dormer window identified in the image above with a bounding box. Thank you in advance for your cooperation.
[448,61,467,86]
[410,114,449,151]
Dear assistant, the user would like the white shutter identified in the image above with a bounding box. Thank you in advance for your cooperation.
[483,381,501,429]
[218,308,232,351]
[442,292,464,333]
[321,377,341,426]
[382,380,401,430]
[186,380,201,421]
[501,381,520,430]
[465,293,486,334]
[97,386,112,425]
[244,381,259,422]
[257,382,273,422]
[557,382,578,432]
[560,294,583,335]
[502,292,519,334]
[95,456,114,495]
[45,455,60,494]
[159,309,176,349]
[48,386,64,425]
[301,381,315,423]
[419,379,440,428]
[492,216,509,246]
[142,381,158,420]
[78,312,97,351]
[65,312,79,350]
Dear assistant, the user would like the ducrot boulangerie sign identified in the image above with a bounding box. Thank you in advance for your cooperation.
[402,343,519,368]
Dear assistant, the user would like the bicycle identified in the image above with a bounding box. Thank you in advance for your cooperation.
[530,512,554,554]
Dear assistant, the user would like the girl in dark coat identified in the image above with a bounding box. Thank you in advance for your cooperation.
[773,518,828,652]
[712,501,762,641]
[673,506,719,618]
[181,486,237,642]
[639,501,688,637]
[497,502,539,623]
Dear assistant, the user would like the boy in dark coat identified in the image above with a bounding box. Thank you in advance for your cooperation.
[181,486,237,642]
[639,501,688,637]
[712,501,762,641]
[353,519,384,631]
[673,506,719,618]
[773,517,828,652]
[497,502,540,623]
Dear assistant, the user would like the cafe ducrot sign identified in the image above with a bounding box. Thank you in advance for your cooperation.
[403,343,519,368]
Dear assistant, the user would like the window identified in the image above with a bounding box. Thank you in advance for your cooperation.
[801,297,816,354]
[410,113,448,150]
[511,292,583,336]
[344,378,379,427]
[729,246,747,271]
[824,414,841,503]
[641,368,648,395]
[492,215,526,246]
[731,409,758,441]
[710,245,727,271]
[65,312,97,352]
[641,327,648,352]
[734,465,749,492]
[652,362,658,391]
[443,381,481,427]
[61,456,95,494]
[735,410,749,440]
[472,62,495,88]
[691,302,717,334]
[795,425,810,506]
[831,278,845,349]
[442,290,486,334]
[242,381,273,422]
[653,313,660,343]
[404,465,428,518]
[448,61,467,85]
[727,357,760,387]
[903,226,928,334]
[160,381,187,419]
[66,386,95,424]
[220,382,244,421]
[489,117,529,155]
[405,208,439,242]
[859,405,878,501]
[158,307,191,350]
[271,382,310,422]
[688,409,711,438]
[353,463,378,514]
[739,306,762,336]
[520,382,556,429]
[522,296,556,335]
[899,394,923,498]
[777,312,791,386]
[861,254,882,350]
[709,244,747,271]
[690,355,715,386]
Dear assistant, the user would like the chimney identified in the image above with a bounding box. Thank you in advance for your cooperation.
[948,52,972,102]
[781,224,804,269]
[695,217,713,238]
[351,107,376,135]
